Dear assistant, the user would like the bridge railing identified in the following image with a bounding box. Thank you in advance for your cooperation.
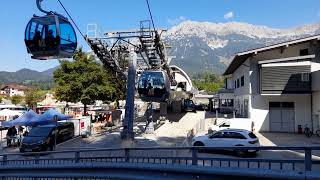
[0,146,319,172]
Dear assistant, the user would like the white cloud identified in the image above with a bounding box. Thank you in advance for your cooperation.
[224,11,234,19]
[168,16,187,25]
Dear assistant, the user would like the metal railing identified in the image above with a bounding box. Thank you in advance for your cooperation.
[0,146,319,179]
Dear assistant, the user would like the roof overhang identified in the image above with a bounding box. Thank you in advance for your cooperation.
[223,53,252,75]
[223,35,320,76]
[258,54,315,65]
[261,61,311,67]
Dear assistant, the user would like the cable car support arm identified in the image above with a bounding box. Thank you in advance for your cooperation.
[36,0,51,14]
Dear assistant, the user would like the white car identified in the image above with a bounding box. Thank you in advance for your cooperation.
[192,129,260,156]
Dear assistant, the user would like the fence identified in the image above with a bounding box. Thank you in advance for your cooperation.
[0,146,319,172]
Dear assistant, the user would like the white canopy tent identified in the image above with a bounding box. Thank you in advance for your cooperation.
[0,109,22,121]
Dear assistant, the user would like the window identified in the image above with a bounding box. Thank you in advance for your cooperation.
[210,132,223,139]
[282,102,294,108]
[229,132,247,139]
[300,49,309,56]
[269,102,281,108]
[227,99,234,107]
[221,99,227,107]
[269,102,294,108]
[234,81,236,89]
[237,79,240,88]
[241,76,244,87]
[248,132,257,139]
[301,73,310,82]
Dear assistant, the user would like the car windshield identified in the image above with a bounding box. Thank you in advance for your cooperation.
[248,132,257,139]
[27,127,53,137]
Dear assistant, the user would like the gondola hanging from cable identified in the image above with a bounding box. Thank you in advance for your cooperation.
[24,0,77,60]
[137,70,171,102]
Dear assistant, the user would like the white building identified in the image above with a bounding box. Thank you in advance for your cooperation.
[1,84,28,97]
[223,35,320,133]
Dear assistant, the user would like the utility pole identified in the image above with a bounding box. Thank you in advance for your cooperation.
[121,46,137,140]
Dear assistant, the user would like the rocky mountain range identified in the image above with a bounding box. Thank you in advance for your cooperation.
[1,21,320,83]
[164,21,320,74]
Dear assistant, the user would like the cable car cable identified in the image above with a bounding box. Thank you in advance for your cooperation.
[145,0,156,32]
[56,0,86,40]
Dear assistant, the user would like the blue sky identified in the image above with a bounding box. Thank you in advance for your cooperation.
[1,0,320,72]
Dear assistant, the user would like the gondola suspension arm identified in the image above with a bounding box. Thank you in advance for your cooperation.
[36,0,51,14]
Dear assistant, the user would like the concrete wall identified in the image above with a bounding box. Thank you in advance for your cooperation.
[312,91,320,130]
[226,77,234,89]
[250,94,311,132]
[312,70,320,91]
[253,42,319,61]
[232,59,250,117]
[233,59,251,96]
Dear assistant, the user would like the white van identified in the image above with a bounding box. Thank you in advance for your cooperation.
[209,118,254,132]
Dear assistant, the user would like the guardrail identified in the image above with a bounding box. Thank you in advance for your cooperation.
[0,146,319,179]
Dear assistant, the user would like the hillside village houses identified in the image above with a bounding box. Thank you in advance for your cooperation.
[0,83,28,97]
[222,35,320,133]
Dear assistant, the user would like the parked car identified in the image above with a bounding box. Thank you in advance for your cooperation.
[183,99,196,112]
[195,103,207,111]
[209,118,254,132]
[20,122,74,152]
[192,129,260,156]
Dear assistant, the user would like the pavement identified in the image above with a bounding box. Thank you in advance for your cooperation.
[1,111,320,170]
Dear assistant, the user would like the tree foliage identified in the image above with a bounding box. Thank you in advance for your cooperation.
[0,95,4,103]
[53,49,125,113]
[24,89,46,109]
[192,71,224,93]
[10,95,24,105]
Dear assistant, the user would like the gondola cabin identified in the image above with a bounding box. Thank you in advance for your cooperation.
[25,14,77,60]
[137,70,170,102]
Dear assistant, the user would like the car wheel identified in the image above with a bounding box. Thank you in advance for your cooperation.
[19,148,25,153]
[247,151,258,157]
[193,141,204,146]
[234,145,247,157]
[49,144,54,151]
[235,150,247,157]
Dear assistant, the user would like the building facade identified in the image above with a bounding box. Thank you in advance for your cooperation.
[0,84,28,97]
[223,35,320,133]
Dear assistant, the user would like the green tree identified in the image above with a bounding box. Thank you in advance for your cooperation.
[54,49,125,115]
[24,89,46,110]
[10,95,24,105]
[192,71,224,93]
[0,95,4,103]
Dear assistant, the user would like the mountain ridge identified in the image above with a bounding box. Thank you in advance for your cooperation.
[0,67,57,84]
[164,20,320,74]
[1,21,320,82]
